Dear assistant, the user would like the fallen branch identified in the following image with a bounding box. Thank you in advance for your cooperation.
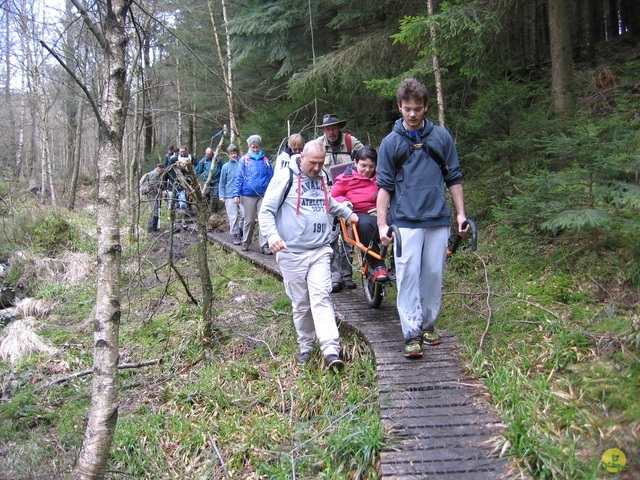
[207,432,231,478]
[171,263,199,305]
[43,359,161,388]
[475,252,493,351]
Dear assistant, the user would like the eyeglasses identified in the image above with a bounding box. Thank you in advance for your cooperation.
[357,163,375,170]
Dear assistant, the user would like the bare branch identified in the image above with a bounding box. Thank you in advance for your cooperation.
[68,0,108,49]
[39,40,101,124]
[42,359,161,389]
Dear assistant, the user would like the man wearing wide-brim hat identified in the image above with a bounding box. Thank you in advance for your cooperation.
[315,114,364,293]
[315,113,364,169]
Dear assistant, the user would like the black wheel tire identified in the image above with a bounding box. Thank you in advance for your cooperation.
[363,274,383,309]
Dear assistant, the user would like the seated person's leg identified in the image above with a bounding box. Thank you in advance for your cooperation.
[356,213,384,266]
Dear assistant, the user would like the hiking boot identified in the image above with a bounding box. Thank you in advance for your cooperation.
[404,337,423,359]
[233,235,242,245]
[325,354,344,371]
[296,352,310,364]
[343,279,357,289]
[372,266,388,282]
[331,282,343,293]
[241,244,249,252]
[422,330,442,346]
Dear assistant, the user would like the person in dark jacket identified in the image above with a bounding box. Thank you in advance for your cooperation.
[376,78,468,359]
[195,147,225,213]
[144,164,165,232]
[232,135,274,253]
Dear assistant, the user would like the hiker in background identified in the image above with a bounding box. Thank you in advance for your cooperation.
[233,135,274,254]
[142,163,165,233]
[258,140,358,370]
[195,147,225,214]
[175,145,193,166]
[219,144,244,245]
[316,114,365,293]
[315,113,364,170]
[376,77,468,359]
[165,148,192,230]
[274,133,305,172]
[164,145,176,167]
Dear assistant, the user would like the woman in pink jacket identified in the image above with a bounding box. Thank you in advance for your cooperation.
[331,147,388,282]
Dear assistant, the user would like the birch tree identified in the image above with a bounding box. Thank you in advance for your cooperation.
[427,0,446,128]
[44,0,132,476]
[206,0,239,145]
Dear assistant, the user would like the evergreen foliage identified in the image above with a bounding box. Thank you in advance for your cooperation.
[392,0,504,79]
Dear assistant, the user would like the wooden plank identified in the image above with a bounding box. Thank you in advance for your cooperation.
[380,457,507,476]
[381,404,488,420]
[382,423,504,440]
[383,433,504,452]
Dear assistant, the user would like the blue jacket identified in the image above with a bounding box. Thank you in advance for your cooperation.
[219,157,239,199]
[195,156,224,186]
[376,118,462,228]
[232,151,274,197]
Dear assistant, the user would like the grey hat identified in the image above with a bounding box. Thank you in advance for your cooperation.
[317,114,346,128]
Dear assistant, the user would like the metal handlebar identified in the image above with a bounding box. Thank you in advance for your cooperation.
[339,218,401,260]
[448,219,477,256]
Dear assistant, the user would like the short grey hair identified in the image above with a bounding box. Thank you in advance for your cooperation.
[247,135,262,147]
[303,139,325,156]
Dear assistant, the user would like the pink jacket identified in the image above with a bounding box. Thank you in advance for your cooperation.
[331,168,378,213]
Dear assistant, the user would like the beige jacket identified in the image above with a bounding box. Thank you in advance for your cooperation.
[316,132,364,167]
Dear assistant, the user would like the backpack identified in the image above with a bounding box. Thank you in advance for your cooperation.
[139,172,151,195]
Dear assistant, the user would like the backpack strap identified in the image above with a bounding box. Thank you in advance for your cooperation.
[345,133,352,153]
[279,167,294,209]
[394,132,448,178]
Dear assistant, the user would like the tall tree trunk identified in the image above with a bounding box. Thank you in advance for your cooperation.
[621,0,640,37]
[142,33,153,156]
[43,119,56,206]
[427,0,446,129]
[16,101,25,179]
[176,56,183,146]
[5,4,16,178]
[69,99,85,210]
[72,0,130,476]
[548,0,575,116]
[588,0,605,57]
[605,0,619,40]
[40,128,46,202]
[64,0,78,193]
[207,0,239,145]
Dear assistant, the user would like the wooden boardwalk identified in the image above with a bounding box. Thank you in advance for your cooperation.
[208,231,513,479]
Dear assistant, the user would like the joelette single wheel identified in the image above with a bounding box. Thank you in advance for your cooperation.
[363,268,384,308]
